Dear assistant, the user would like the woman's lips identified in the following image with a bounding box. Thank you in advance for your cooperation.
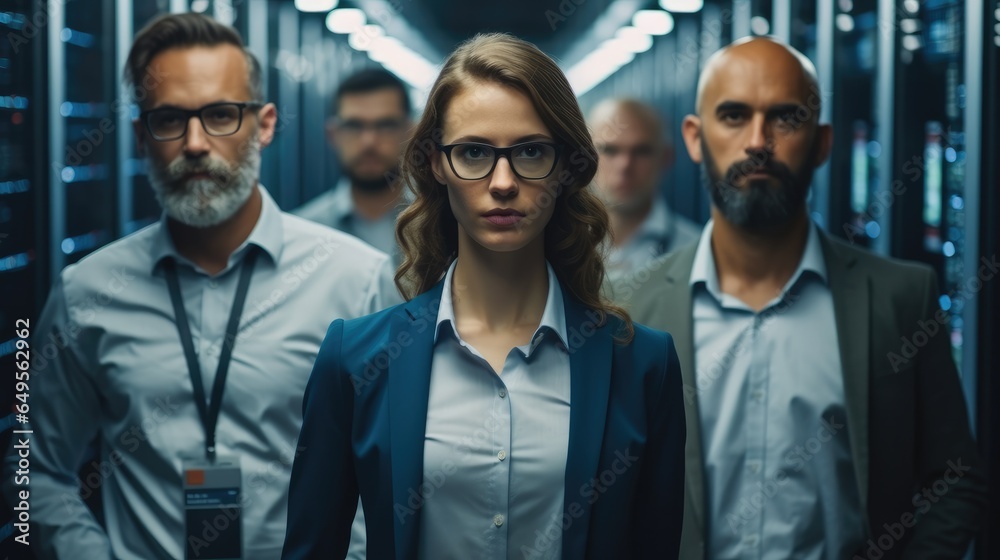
[484,214,523,226]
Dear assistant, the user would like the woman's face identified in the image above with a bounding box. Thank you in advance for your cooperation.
[432,81,559,254]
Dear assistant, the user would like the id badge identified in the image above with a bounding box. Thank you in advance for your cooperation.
[183,456,242,560]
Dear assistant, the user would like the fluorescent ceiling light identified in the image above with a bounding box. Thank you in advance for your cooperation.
[659,0,703,13]
[365,36,438,90]
[615,26,654,53]
[632,10,674,35]
[566,40,636,95]
[295,0,338,12]
[368,36,404,62]
[835,13,854,32]
[326,8,366,34]
[750,16,770,35]
[899,18,921,34]
[348,24,384,51]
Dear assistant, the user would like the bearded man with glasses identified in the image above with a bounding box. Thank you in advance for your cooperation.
[294,68,412,265]
[2,13,398,560]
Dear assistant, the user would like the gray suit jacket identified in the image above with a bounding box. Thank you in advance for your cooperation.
[612,230,987,559]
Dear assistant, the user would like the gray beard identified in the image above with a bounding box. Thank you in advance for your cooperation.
[147,137,261,228]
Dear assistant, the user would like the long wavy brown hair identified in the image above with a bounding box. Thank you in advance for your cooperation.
[395,33,634,343]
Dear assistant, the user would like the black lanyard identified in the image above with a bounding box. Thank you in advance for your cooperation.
[164,248,259,461]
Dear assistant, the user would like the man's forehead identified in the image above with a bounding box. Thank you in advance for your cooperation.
[151,43,246,74]
[697,39,818,113]
[591,106,659,144]
[701,56,813,109]
[338,89,406,115]
[145,44,251,105]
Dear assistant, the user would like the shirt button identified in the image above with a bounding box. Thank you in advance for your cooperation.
[498,449,507,461]
[747,462,760,474]
[493,514,504,527]
[208,280,219,289]
[498,388,507,398]
[744,535,758,546]
[751,390,764,402]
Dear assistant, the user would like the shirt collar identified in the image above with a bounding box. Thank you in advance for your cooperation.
[634,195,672,241]
[433,259,568,352]
[328,177,356,226]
[690,219,828,297]
[150,184,284,274]
[330,177,414,226]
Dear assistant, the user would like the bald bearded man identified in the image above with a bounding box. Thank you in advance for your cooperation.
[613,38,986,559]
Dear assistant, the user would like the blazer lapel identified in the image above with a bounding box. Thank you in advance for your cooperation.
[388,282,443,559]
[653,246,709,546]
[820,233,870,519]
[561,294,613,559]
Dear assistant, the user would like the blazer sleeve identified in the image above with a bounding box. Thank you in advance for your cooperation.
[632,332,686,558]
[901,270,988,558]
[282,319,360,559]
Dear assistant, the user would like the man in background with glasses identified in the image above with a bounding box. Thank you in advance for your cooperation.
[295,68,411,264]
[2,13,394,560]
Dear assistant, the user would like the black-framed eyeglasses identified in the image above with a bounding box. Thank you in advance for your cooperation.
[436,141,563,181]
[336,117,407,137]
[139,102,264,141]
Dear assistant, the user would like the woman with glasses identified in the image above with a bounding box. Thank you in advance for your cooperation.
[282,33,685,560]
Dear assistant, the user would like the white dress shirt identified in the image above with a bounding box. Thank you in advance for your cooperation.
[3,186,399,560]
[691,220,866,559]
[418,261,571,560]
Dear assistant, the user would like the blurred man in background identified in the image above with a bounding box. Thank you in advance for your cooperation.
[589,98,700,277]
[295,68,411,264]
[2,14,392,559]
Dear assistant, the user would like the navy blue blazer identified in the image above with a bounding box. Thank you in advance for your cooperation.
[282,279,686,559]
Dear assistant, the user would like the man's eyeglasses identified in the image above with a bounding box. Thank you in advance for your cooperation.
[597,143,656,159]
[436,141,563,181]
[336,118,407,137]
[139,102,263,141]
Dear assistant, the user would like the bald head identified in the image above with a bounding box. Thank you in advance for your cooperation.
[695,37,821,118]
[588,98,665,147]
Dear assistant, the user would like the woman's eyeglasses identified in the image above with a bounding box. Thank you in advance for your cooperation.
[436,141,562,181]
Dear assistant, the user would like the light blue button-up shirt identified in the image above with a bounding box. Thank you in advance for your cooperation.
[4,186,398,560]
[691,221,867,559]
[606,196,702,278]
[418,260,571,560]
[293,178,406,265]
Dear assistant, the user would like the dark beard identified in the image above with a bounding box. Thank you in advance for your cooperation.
[700,138,816,232]
[344,165,399,193]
